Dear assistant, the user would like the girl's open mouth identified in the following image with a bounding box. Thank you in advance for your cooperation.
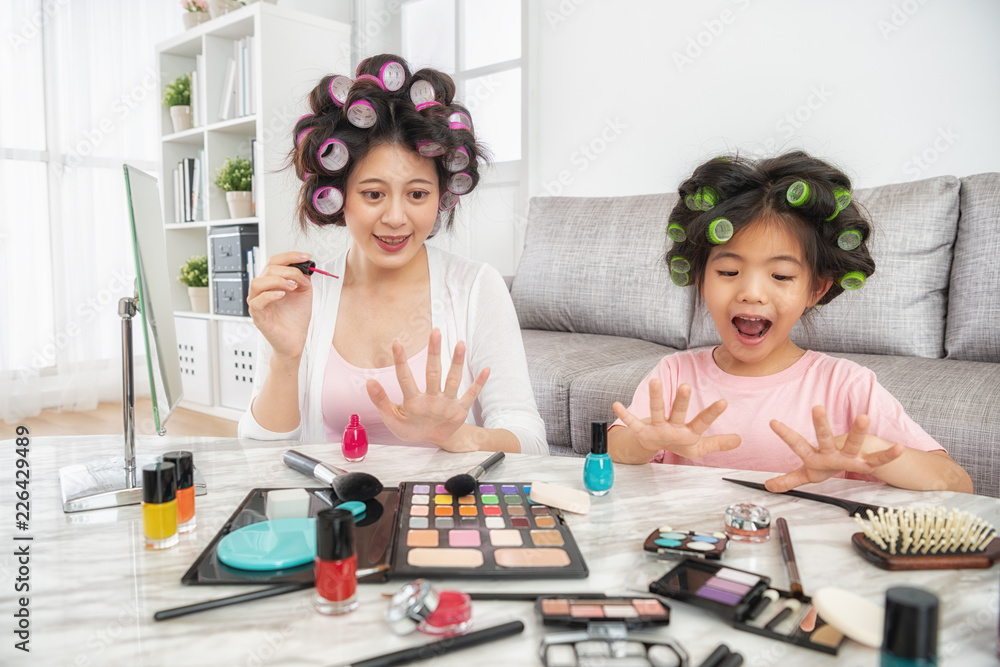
[732,316,772,339]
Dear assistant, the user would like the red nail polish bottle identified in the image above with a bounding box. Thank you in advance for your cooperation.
[315,508,358,615]
[342,414,368,462]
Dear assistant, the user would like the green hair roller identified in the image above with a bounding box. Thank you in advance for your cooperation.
[837,230,862,251]
[707,217,733,244]
[840,271,866,290]
[786,181,811,207]
[667,222,687,243]
[671,270,690,287]
[669,256,691,273]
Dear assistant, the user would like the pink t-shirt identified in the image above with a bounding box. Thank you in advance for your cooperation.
[613,348,943,480]
[321,343,436,448]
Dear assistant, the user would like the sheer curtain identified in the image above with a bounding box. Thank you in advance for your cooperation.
[0,0,178,422]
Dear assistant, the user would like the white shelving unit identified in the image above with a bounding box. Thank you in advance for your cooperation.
[157,3,351,419]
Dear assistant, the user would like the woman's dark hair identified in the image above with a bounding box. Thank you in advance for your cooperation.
[288,54,487,231]
[666,151,876,305]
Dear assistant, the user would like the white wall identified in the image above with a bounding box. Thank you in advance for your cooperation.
[530,0,1000,197]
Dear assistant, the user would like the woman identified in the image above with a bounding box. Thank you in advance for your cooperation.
[238,54,547,455]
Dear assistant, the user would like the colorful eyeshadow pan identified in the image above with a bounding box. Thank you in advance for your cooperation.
[390,481,588,579]
[643,527,729,560]
[536,596,671,630]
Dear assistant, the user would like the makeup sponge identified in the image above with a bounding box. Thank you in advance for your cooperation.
[529,481,591,515]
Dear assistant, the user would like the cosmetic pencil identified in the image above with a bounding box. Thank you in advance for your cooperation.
[775,517,803,598]
[379,591,609,601]
[330,620,524,667]
[154,565,388,621]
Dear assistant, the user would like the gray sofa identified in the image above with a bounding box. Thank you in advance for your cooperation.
[509,174,1000,497]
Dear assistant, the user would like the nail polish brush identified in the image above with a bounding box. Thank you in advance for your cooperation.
[291,260,339,279]
[444,452,505,496]
[283,450,383,502]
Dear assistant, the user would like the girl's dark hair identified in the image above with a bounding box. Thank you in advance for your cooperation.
[667,151,875,305]
[288,54,487,231]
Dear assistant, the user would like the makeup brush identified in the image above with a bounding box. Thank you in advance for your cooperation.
[444,451,505,496]
[290,260,339,279]
[775,517,803,599]
[283,450,383,502]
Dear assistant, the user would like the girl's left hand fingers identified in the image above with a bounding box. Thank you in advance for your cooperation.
[392,339,421,399]
[443,340,467,399]
[811,406,837,452]
[840,413,871,458]
[425,329,443,396]
[863,443,904,468]
[458,367,490,412]
[764,467,810,493]
[365,379,395,414]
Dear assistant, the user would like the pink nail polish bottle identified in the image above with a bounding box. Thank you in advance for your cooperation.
[342,414,368,462]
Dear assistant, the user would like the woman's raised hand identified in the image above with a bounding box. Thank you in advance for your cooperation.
[612,380,741,459]
[365,329,490,452]
[765,406,905,492]
[246,252,314,360]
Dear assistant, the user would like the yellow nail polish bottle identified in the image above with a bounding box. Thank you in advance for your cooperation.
[142,462,178,550]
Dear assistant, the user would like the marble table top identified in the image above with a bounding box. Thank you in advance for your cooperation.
[1,434,998,666]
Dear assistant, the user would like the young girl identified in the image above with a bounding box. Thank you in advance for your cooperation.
[609,152,972,492]
[238,54,547,454]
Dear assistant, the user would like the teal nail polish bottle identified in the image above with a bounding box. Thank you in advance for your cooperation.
[584,421,613,497]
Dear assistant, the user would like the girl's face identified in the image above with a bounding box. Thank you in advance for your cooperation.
[701,216,831,376]
[343,142,440,275]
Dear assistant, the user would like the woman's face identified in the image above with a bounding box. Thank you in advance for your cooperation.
[342,142,440,274]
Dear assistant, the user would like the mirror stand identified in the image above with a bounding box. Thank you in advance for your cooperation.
[58,294,206,513]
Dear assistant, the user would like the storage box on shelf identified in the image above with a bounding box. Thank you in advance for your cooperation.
[157,3,350,417]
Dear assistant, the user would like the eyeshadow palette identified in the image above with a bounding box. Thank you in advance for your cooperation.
[536,596,670,630]
[182,487,397,586]
[649,558,846,655]
[540,632,688,667]
[389,482,588,579]
[642,526,729,560]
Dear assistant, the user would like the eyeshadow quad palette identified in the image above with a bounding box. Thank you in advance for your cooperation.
[183,482,588,585]
[536,596,671,630]
[642,526,729,560]
[389,482,588,579]
[649,558,846,655]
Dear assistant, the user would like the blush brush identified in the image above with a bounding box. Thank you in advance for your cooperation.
[444,452,505,496]
[283,450,383,502]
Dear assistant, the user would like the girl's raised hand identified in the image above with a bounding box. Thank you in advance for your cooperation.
[246,252,314,360]
[612,380,741,459]
[365,329,490,452]
[765,406,905,492]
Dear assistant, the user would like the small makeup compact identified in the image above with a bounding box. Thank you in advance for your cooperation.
[649,558,846,655]
[536,596,687,667]
[643,526,729,560]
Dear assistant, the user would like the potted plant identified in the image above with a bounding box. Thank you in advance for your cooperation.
[180,0,209,29]
[179,254,210,313]
[163,73,192,133]
[215,156,253,219]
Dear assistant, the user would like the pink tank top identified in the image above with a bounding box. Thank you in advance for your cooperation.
[322,343,434,448]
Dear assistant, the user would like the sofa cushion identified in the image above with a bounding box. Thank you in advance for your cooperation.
[690,175,961,359]
[521,329,675,447]
[567,353,674,454]
[946,173,1000,362]
[831,352,1000,497]
[512,194,695,349]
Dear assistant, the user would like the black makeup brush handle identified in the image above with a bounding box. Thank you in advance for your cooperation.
[469,451,505,479]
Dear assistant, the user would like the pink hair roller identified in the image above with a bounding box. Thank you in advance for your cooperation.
[409,80,436,105]
[415,100,442,112]
[417,141,447,157]
[313,186,344,215]
[439,191,460,211]
[328,76,352,107]
[449,122,472,132]
[447,172,473,195]
[317,138,349,172]
[445,147,470,172]
[449,112,472,127]
[296,127,313,146]
[379,61,406,92]
[355,74,384,90]
[347,99,377,128]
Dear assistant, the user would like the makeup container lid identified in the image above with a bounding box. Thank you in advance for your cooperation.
[385,578,440,635]
[316,508,355,562]
[161,451,193,489]
[142,462,176,504]
[812,586,883,648]
[882,586,938,659]
[590,421,608,455]
[420,590,471,634]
